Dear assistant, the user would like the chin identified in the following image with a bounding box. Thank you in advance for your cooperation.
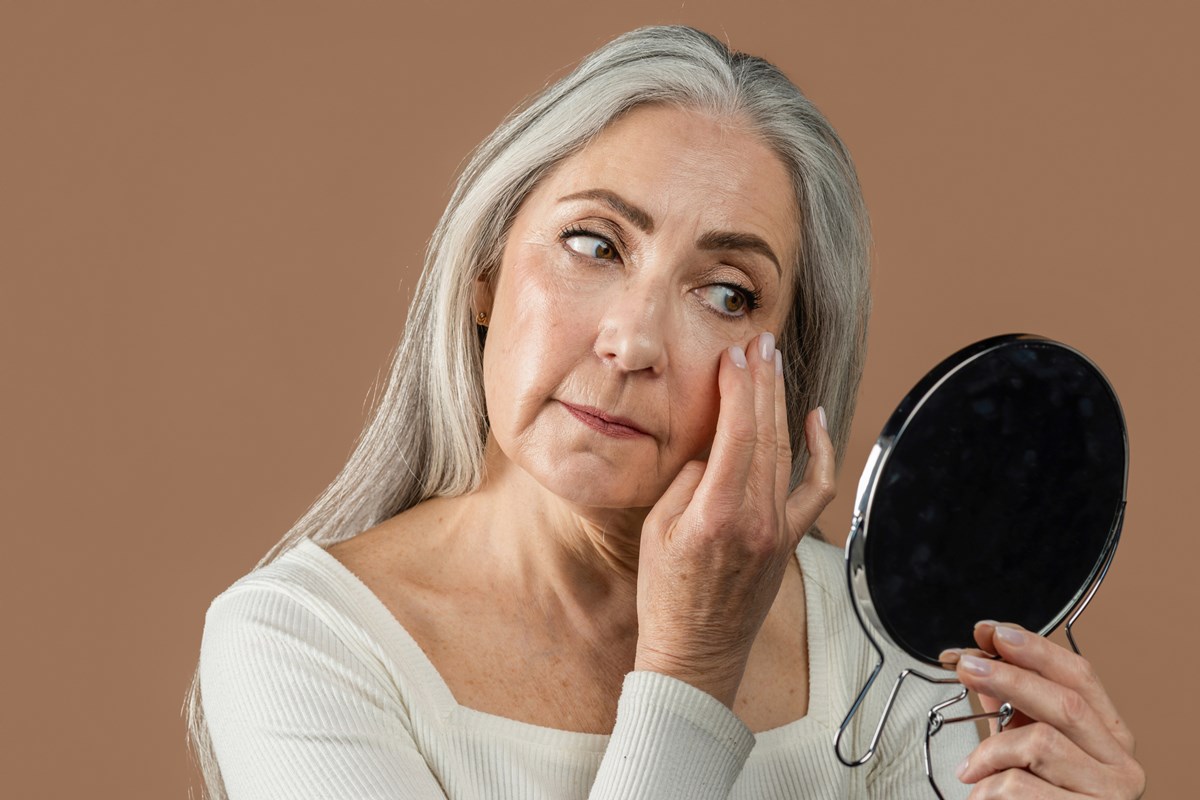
[526,456,665,510]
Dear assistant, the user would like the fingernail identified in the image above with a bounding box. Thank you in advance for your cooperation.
[759,331,775,361]
[774,349,783,375]
[730,345,747,369]
[974,619,998,630]
[955,758,969,781]
[938,648,962,665]
[959,654,993,676]
[994,625,1025,646]
[817,406,828,430]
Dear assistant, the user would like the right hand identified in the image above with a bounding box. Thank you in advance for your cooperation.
[633,331,837,707]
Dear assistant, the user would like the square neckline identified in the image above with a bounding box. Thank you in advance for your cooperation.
[292,534,834,750]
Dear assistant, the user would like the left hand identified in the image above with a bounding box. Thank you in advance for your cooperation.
[634,333,835,708]
[940,621,1145,798]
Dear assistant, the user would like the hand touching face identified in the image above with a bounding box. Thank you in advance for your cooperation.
[478,103,800,509]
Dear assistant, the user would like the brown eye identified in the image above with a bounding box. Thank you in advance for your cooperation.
[564,233,618,261]
[696,285,753,319]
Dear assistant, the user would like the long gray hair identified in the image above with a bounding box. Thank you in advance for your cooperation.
[184,25,870,799]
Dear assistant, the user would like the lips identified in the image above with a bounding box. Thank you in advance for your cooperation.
[559,401,651,439]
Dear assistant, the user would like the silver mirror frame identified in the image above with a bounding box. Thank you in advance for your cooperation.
[833,333,1129,799]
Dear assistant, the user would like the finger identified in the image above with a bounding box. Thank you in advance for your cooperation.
[747,331,779,509]
[959,722,1107,795]
[968,621,1038,731]
[937,644,1034,731]
[966,621,1036,731]
[954,652,1129,766]
[937,647,1036,728]
[772,346,792,522]
[644,459,707,537]
[784,406,836,536]
[698,345,757,499]
[971,620,1001,656]
[936,647,991,669]
[977,621,1135,754]
[965,768,1076,800]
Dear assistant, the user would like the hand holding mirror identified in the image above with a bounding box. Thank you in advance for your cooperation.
[833,334,1128,798]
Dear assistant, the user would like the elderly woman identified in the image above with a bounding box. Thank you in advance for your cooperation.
[186,26,1144,800]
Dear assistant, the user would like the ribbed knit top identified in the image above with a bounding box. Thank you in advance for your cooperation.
[200,535,977,799]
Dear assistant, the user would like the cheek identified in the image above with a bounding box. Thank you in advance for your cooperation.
[483,262,597,424]
[667,347,723,457]
[484,244,768,470]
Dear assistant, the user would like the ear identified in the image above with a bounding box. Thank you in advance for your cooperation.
[472,276,494,323]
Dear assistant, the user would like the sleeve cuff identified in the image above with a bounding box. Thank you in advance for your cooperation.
[590,671,755,799]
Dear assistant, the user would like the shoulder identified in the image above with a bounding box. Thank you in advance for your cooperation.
[200,538,402,704]
[796,533,853,634]
[797,533,845,587]
[198,537,443,762]
[204,538,347,627]
[198,540,452,797]
[323,495,464,598]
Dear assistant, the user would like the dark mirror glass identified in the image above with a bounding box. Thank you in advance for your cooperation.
[860,336,1127,664]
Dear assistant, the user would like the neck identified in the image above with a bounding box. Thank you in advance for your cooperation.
[449,437,649,633]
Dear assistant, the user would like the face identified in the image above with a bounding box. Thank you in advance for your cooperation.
[478,103,800,509]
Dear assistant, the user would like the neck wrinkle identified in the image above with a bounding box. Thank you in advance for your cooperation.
[466,437,648,641]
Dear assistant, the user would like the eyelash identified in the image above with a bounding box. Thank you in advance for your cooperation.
[560,225,622,260]
[557,225,763,317]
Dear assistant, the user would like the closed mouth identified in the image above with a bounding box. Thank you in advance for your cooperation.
[558,401,651,439]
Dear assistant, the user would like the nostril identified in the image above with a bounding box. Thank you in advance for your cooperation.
[598,331,666,374]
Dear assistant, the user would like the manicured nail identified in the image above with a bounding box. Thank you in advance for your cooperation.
[955,758,970,781]
[938,648,962,665]
[774,349,783,375]
[730,345,747,369]
[817,406,828,430]
[959,654,993,676]
[994,625,1025,646]
[759,331,775,361]
[974,619,998,630]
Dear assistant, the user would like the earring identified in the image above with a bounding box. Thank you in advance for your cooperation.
[475,310,489,348]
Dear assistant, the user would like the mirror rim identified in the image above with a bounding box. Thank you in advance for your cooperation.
[845,333,1130,665]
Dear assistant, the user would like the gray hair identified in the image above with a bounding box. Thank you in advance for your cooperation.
[184,25,870,799]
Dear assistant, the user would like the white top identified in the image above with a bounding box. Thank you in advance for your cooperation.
[200,535,978,799]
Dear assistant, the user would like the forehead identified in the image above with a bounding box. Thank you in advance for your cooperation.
[534,104,801,272]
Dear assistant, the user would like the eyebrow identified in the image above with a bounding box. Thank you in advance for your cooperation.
[696,231,781,278]
[557,188,782,278]
[558,189,656,234]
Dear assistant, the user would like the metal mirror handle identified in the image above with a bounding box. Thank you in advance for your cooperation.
[834,502,1124,799]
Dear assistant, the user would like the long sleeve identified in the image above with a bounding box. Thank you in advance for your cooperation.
[200,586,451,799]
[199,536,974,799]
[590,671,755,799]
[201,584,754,800]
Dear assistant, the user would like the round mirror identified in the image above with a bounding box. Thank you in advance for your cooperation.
[846,334,1128,665]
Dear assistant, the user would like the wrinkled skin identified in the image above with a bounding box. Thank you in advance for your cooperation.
[477,103,1143,796]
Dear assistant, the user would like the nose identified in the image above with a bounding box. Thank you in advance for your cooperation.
[593,283,669,375]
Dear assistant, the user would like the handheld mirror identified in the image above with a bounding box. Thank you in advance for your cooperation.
[834,334,1128,799]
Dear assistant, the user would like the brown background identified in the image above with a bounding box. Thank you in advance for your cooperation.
[2,1,1193,797]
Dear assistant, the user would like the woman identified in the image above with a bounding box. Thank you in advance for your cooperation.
[185,26,1144,799]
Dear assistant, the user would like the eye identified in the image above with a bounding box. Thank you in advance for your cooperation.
[695,284,761,319]
[561,228,620,261]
